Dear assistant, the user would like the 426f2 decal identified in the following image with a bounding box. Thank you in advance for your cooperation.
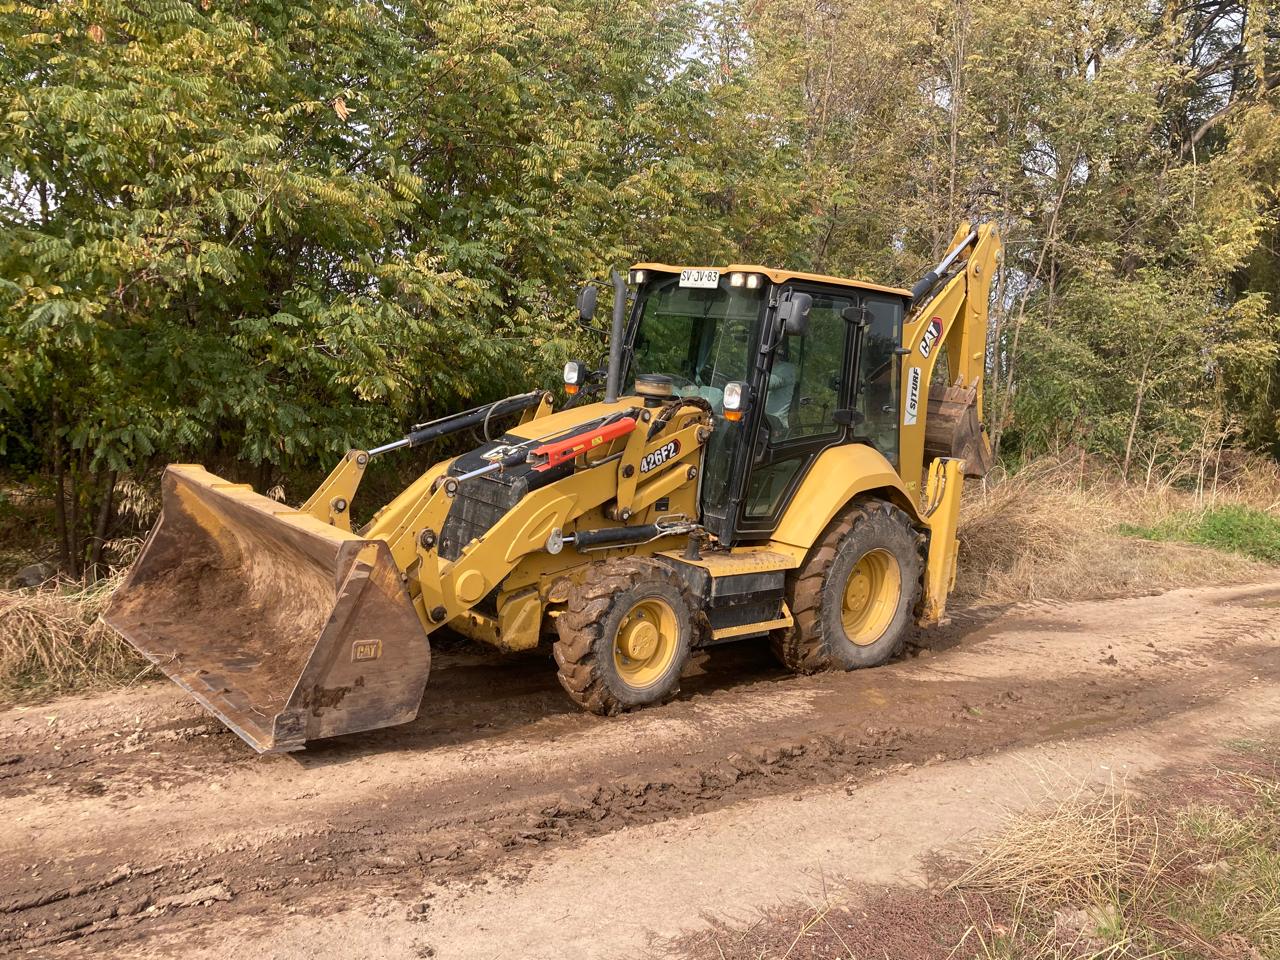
[640,439,681,473]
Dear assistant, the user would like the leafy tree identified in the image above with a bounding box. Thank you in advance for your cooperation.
[0,0,807,576]
[746,0,1280,478]
[3,0,1279,579]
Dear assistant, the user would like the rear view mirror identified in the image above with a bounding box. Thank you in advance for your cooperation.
[777,292,812,336]
[576,284,599,322]
[841,304,870,328]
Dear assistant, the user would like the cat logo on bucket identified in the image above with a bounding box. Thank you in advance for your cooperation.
[352,639,383,662]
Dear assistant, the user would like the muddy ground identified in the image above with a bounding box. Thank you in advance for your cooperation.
[2,581,1279,958]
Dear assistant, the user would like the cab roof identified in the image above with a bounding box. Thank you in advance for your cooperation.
[629,263,911,299]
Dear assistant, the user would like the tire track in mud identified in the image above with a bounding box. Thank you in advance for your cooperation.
[9,658,1277,955]
[2,583,1279,955]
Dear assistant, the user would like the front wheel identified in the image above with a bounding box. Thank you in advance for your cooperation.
[772,500,924,673]
[553,558,695,715]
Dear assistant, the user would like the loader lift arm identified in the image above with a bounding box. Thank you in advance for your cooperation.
[380,402,711,633]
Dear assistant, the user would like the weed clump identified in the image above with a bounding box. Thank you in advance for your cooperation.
[953,758,1280,958]
[0,575,147,703]
[957,456,1277,605]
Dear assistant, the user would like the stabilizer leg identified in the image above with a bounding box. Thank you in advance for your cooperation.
[919,457,966,625]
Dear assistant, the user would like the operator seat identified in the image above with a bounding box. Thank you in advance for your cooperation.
[766,356,799,436]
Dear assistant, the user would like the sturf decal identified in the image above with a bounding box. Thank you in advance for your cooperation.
[904,367,922,426]
[919,317,943,358]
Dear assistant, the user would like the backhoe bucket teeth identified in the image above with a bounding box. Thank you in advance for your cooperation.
[102,465,430,753]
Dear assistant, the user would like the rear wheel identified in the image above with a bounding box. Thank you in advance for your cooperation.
[772,499,923,673]
[553,558,694,715]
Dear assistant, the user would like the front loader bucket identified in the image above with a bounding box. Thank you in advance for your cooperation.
[103,465,431,753]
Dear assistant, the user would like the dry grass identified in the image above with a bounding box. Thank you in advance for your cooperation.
[952,789,1177,958]
[956,455,1279,605]
[948,754,1280,959]
[0,573,148,704]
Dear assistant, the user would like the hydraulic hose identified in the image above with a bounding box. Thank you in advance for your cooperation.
[367,391,546,457]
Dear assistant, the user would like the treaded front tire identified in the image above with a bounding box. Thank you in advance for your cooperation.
[553,557,695,715]
[772,499,924,673]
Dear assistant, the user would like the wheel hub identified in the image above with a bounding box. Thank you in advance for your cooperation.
[613,597,679,688]
[619,617,659,660]
[840,548,902,646]
[845,570,871,609]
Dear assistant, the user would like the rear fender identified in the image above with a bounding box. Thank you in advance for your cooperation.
[770,444,919,552]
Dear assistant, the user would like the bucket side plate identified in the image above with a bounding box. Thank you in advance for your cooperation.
[103,465,429,753]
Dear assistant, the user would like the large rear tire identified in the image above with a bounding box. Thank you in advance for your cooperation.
[553,557,695,716]
[772,499,924,673]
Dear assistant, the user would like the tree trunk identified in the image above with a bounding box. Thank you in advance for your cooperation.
[87,469,117,583]
[256,459,273,493]
[51,402,70,572]
[986,264,1008,417]
[992,165,1075,458]
[67,446,86,580]
[1122,360,1150,480]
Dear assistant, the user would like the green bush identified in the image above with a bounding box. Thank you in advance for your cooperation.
[1121,505,1280,564]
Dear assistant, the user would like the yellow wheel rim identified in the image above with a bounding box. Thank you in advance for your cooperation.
[840,548,902,646]
[613,597,679,688]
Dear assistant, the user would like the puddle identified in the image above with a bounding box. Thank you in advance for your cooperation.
[1218,587,1280,609]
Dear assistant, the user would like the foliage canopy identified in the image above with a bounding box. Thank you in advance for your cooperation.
[1,0,1278,574]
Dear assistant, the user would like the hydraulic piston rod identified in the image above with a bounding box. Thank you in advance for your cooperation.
[910,229,980,303]
[367,391,547,457]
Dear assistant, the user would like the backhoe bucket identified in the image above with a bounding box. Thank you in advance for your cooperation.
[103,465,431,753]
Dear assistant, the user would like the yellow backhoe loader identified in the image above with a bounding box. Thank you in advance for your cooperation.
[104,223,1002,753]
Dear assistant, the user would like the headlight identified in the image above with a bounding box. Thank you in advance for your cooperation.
[728,272,762,289]
[629,269,648,285]
[723,381,747,421]
[563,360,586,395]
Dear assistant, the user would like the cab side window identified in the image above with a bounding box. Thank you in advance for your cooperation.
[766,290,852,442]
[856,295,903,466]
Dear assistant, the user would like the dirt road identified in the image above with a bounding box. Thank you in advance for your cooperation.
[2,581,1279,958]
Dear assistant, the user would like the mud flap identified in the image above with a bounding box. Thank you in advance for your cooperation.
[103,465,431,753]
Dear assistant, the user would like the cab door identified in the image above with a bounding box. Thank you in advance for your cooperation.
[733,285,906,539]
[735,283,858,536]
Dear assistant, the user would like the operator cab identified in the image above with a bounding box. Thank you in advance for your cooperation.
[621,265,911,544]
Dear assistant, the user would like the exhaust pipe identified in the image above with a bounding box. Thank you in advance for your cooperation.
[604,268,628,403]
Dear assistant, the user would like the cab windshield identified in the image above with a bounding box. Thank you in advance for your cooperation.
[629,276,763,411]
[628,276,764,525]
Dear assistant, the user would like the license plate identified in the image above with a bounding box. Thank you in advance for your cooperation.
[679,269,720,289]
